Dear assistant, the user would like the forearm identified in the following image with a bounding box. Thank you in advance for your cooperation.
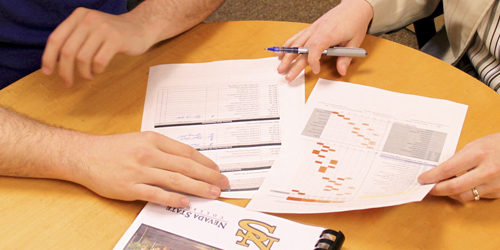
[0,107,229,206]
[124,0,225,43]
[0,107,87,182]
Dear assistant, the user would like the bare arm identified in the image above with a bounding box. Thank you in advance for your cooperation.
[126,0,226,43]
[0,107,229,207]
[0,107,73,179]
[41,0,225,86]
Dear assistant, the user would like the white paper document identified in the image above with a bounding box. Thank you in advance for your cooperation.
[247,79,468,213]
[141,57,304,198]
[113,198,344,250]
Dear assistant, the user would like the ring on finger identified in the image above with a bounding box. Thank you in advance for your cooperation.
[471,187,480,201]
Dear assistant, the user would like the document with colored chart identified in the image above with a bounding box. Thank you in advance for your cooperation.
[113,198,345,250]
[141,57,304,199]
[247,79,468,213]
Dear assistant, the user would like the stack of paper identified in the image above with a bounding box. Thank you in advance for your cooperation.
[116,57,469,249]
[141,57,468,213]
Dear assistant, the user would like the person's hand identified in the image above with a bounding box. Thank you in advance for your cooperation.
[277,0,373,81]
[69,131,229,208]
[418,133,500,202]
[41,7,156,87]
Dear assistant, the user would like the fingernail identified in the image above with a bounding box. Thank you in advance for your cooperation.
[220,176,230,189]
[41,66,51,75]
[417,177,423,184]
[341,64,348,75]
[210,186,221,197]
[278,64,284,71]
[417,176,426,184]
[180,197,190,207]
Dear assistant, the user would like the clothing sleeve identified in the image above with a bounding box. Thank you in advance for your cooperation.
[366,0,442,35]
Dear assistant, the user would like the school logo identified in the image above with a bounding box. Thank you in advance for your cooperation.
[235,219,280,250]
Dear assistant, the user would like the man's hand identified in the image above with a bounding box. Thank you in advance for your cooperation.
[0,106,229,207]
[41,8,155,87]
[71,131,230,207]
[40,0,225,87]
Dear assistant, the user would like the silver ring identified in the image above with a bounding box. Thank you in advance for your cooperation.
[472,187,480,201]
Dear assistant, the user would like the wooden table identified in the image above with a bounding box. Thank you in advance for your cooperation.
[1,21,500,249]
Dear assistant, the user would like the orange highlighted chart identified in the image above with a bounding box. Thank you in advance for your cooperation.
[246,80,468,214]
[285,141,377,204]
[302,108,389,150]
[284,106,448,204]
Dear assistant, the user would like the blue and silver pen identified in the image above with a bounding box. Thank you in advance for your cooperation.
[266,46,367,57]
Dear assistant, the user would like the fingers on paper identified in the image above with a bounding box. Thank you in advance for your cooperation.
[132,184,191,208]
[420,142,500,201]
[418,147,480,185]
[128,156,226,207]
[155,153,228,190]
[145,167,223,199]
[137,132,229,190]
[148,132,220,172]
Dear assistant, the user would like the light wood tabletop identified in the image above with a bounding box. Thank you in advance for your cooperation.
[1,21,500,249]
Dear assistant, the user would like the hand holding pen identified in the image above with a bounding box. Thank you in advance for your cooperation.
[266,46,367,57]
[276,0,374,81]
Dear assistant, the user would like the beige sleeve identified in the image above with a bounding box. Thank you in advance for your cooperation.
[366,0,442,35]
